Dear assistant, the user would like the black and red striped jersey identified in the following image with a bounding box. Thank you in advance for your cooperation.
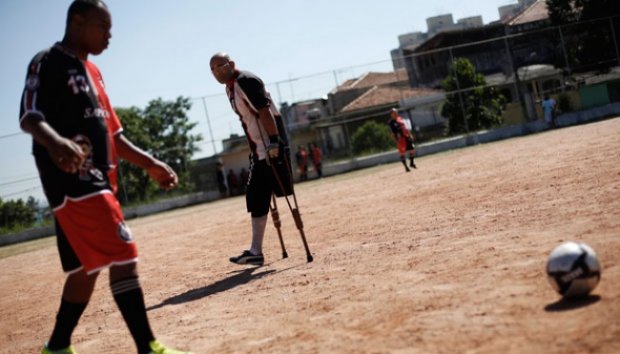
[226,70,288,160]
[388,115,410,139]
[19,43,122,209]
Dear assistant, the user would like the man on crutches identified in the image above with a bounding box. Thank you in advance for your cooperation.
[210,52,311,265]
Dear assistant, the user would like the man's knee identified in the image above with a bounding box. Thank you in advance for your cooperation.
[251,208,269,218]
[109,262,138,283]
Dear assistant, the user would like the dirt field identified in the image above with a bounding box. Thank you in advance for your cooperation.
[1,118,619,354]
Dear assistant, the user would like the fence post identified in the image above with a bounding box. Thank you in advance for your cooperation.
[503,35,531,121]
[117,162,130,205]
[609,17,620,67]
[558,25,572,76]
[200,97,217,156]
[448,47,470,136]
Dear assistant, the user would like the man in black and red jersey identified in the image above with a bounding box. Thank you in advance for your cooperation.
[387,108,417,172]
[210,52,293,266]
[19,1,191,353]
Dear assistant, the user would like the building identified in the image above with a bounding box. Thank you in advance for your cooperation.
[498,0,537,22]
[391,13,485,71]
[404,24,508,88]
[400,0,555,89]
[392,32,428,70]
[280,98,328,133]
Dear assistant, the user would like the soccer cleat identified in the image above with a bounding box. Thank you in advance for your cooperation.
[410,161,417,169]
[229,250,264,266]
[148,340,193,354]
[41,344,78,354]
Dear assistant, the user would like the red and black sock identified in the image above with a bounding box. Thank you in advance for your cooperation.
[111,276,155,354]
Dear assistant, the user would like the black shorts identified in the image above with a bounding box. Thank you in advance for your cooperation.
[55,219,82,273]
[405,136,415,151]
[246,151,293,217]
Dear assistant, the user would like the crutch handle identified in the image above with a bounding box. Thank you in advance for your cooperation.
[271,208,282,228]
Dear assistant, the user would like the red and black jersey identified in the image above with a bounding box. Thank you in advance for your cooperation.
[20,43,122,209]
[388,115,411,139]
[226,70,288,160]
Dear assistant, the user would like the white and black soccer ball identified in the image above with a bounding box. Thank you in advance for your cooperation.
[546,241,601,298]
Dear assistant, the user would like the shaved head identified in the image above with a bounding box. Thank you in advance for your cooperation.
[210,52,236,84]
[67,0,109,26]
[210,52,231,66]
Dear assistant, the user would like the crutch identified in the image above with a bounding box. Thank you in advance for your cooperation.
[269,193,288,259]
[268,151,313,263]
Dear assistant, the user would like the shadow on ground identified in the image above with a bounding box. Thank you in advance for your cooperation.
[544,294,601,312]
[147,267,274,311]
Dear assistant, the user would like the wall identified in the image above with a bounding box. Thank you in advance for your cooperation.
[4,104,619,247]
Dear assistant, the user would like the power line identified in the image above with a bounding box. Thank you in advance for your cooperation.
[1,186,42,199]
[0,176,39,188]
[0,132,23,140]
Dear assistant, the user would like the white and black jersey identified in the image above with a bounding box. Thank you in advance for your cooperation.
[226,70,288,160]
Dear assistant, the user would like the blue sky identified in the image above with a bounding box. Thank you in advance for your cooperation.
[0,0,517,202]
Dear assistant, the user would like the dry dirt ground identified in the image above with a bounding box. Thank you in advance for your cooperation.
[1,118,619,354]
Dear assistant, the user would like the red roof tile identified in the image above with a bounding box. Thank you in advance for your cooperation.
[341,86,439,112]
[335,69,408,92]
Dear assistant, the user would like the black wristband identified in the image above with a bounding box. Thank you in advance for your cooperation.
[269,135,279,144]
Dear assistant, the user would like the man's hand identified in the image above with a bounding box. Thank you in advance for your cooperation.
[49,137,87,174]
[20,117,86,174]
[267,142,279,159]
[147,160,178,190]
[267,135,280,159]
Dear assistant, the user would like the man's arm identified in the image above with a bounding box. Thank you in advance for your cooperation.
[114,133,178,190]
[20,115,85,174]
[257,106,280,158]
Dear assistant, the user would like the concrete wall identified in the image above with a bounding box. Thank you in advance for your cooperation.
[1,191,220,247]
[3,103,618,247]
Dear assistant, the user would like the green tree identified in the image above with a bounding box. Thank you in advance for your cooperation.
[547,0,620,72]
[350,121,394,155]
[441,58,506,135]
[547,0,620,23]
[0,197,36,230]
[115,96,202,204]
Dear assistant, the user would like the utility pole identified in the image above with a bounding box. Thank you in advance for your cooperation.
[504,35,531,121]
[201,97,217,155]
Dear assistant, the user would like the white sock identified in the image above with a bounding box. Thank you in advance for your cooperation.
[250,215,268,255]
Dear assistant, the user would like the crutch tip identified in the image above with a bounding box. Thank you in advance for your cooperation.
[282,252,288,259]
[307,255,314,263]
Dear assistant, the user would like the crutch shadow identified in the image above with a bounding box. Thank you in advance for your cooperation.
[146,267,274,311]
[543,294,601,312]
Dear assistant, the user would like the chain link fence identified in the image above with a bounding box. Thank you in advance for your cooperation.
[3,16,620,204]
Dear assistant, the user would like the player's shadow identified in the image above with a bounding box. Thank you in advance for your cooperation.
[544,294,601,312]
[146,267,275,311]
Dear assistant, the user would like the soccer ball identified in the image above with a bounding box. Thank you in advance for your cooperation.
[546,241,601,298]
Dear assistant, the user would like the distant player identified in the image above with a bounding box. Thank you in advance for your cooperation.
[387,108,417,172]
[19,1,191,353]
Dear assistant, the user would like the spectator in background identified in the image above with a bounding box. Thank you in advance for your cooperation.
[542,94,557,128]
[216,161,228,198]
[310,142,323,178]
[227,168,239,196]
[295,145,308,181]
